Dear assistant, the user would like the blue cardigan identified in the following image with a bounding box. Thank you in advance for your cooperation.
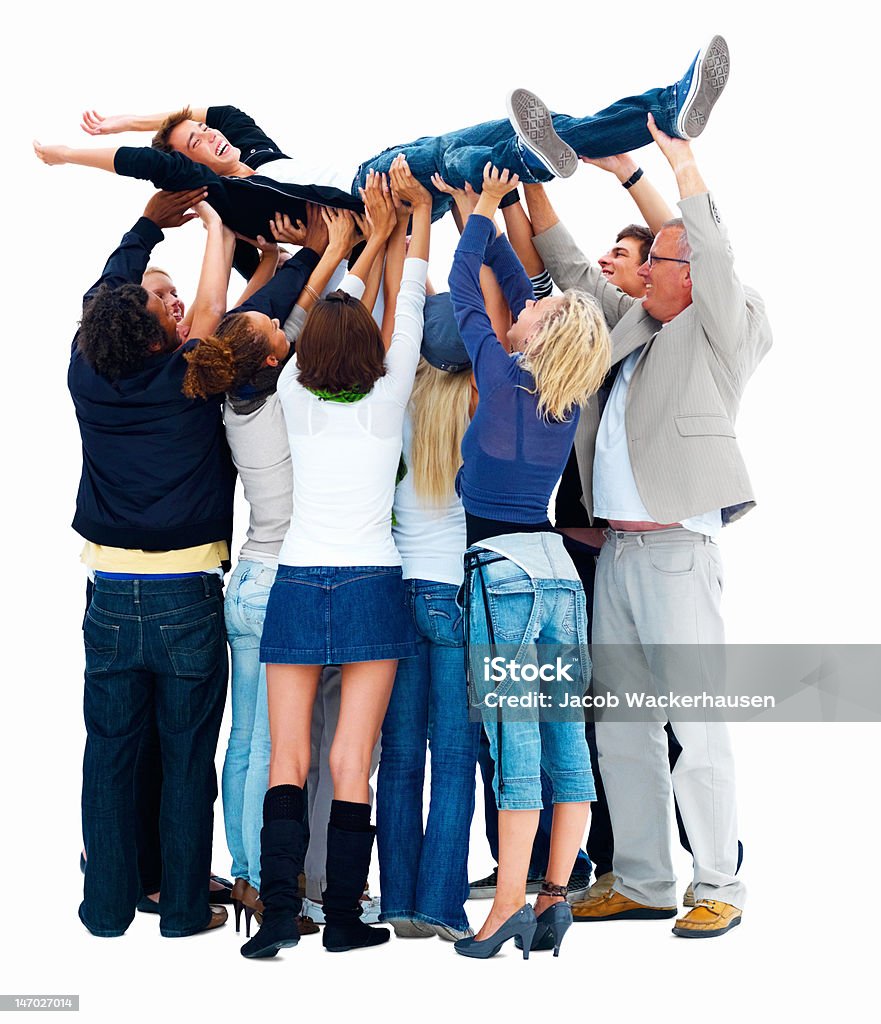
[449,214,579,524]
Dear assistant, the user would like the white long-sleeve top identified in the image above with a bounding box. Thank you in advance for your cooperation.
[276,258,427,567]
[392,412,467,586]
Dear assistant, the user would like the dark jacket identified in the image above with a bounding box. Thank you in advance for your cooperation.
[69,217,238,550]
[114,105,363,275]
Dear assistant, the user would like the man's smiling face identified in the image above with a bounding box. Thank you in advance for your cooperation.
[166,119,240,173]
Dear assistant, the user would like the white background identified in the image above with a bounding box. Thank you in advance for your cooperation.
[2,1,879,1021]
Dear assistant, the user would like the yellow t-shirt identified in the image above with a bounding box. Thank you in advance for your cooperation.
[80,541,229,574]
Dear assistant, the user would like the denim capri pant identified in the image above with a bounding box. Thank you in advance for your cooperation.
[463,545,596,811]
[260,564,418,665]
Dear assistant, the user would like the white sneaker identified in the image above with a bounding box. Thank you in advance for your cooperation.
[302,890,381,924]
[301,897,325,924]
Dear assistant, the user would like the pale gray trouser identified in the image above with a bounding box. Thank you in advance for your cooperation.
[593,527,745,910]
[304,665,381,901]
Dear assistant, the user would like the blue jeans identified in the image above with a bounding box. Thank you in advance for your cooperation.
[80,574,227,937]
[221,561,275,891]
[376,580,481,931]
[464,550,595,811]
[478,732,591,878]
[357,76,684,220]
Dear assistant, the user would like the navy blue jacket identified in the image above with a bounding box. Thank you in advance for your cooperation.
[69,217,321,551]
[68,217,238,550]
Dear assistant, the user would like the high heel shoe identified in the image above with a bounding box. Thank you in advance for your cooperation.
[454,905,537,960]
[241,883,264,939]
[231,878,249,934]
[515,900,573,956]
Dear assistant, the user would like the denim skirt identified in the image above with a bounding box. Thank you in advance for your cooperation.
[259,564,418,665]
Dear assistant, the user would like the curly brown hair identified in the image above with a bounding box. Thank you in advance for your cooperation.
[296,291,386,393]
[77,283,166,381]
[152,107,194,153]
[182,313,272,398]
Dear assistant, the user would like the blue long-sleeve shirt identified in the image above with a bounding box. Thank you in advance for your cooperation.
[449,214,579,523]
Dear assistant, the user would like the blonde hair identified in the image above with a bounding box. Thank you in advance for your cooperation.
[519,289,611,421]
[408,359,472,505]
[143,265,172,279]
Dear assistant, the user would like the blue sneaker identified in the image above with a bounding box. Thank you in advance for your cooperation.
[675,35,730,139]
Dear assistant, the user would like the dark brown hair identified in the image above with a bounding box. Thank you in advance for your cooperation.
[182,313,271,398]
[152,107,194,153]
[296,291,386,393]
[615,223,655,266]
[78,283,165,381]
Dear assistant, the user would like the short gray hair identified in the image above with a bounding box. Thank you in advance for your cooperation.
[661,217,692,261]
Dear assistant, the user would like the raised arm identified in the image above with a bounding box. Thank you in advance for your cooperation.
[582,152,674,236]
[184,203,237,341]
[81,108,209,136]
[348,171,396,291]
[525,182,637,329]
[81,190,205,307]
[231,242,323,323]
[228,235,281,310]
[380,195,412,348]
[385,156,431,390]
[34,140,219,193]
[281,208,361,343]
[646,113,750,371]
[432,175,515,347]
[449,165,523,388]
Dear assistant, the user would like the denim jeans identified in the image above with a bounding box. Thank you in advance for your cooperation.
[356,77,683,220]
[478,728,593,878]
[464,540,596,811]
[80,574,227,937]
[221,560,275,891]
[377,580,481,931]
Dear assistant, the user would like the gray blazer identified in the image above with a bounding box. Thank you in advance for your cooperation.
[533,192,773,526]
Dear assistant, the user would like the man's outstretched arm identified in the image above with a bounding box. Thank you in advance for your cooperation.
[81,189,206,308]
[80,109,209,136]
[526,183,637,329]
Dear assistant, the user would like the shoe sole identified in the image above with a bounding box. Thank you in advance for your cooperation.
[506,88,578,179]
[240,938,299,959]
[468,887,496,899]
[573,907,678,922]
[324,941,390,953]
[672,915,741,938]
[469,880,542,900]
[676,35,730,139]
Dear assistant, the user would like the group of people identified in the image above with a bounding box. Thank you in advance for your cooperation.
[39,33,772,959]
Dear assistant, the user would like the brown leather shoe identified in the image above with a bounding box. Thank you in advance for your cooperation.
[672,899,742,938]
[204,906,228,931]
[572,888,677,921]
[297,915,320,936]
[230,878,249,903]
[240,882,318,937]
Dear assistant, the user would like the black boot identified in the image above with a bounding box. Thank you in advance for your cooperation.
[322,807,389,953]
[241,786,306,959]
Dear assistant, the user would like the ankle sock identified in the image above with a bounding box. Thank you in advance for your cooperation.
[329,799,372,833]
[263,784,305,823]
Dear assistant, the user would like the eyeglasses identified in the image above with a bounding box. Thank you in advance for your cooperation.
[646,253,690,268]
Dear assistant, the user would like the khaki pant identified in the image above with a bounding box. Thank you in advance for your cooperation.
[593,527,745,909]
